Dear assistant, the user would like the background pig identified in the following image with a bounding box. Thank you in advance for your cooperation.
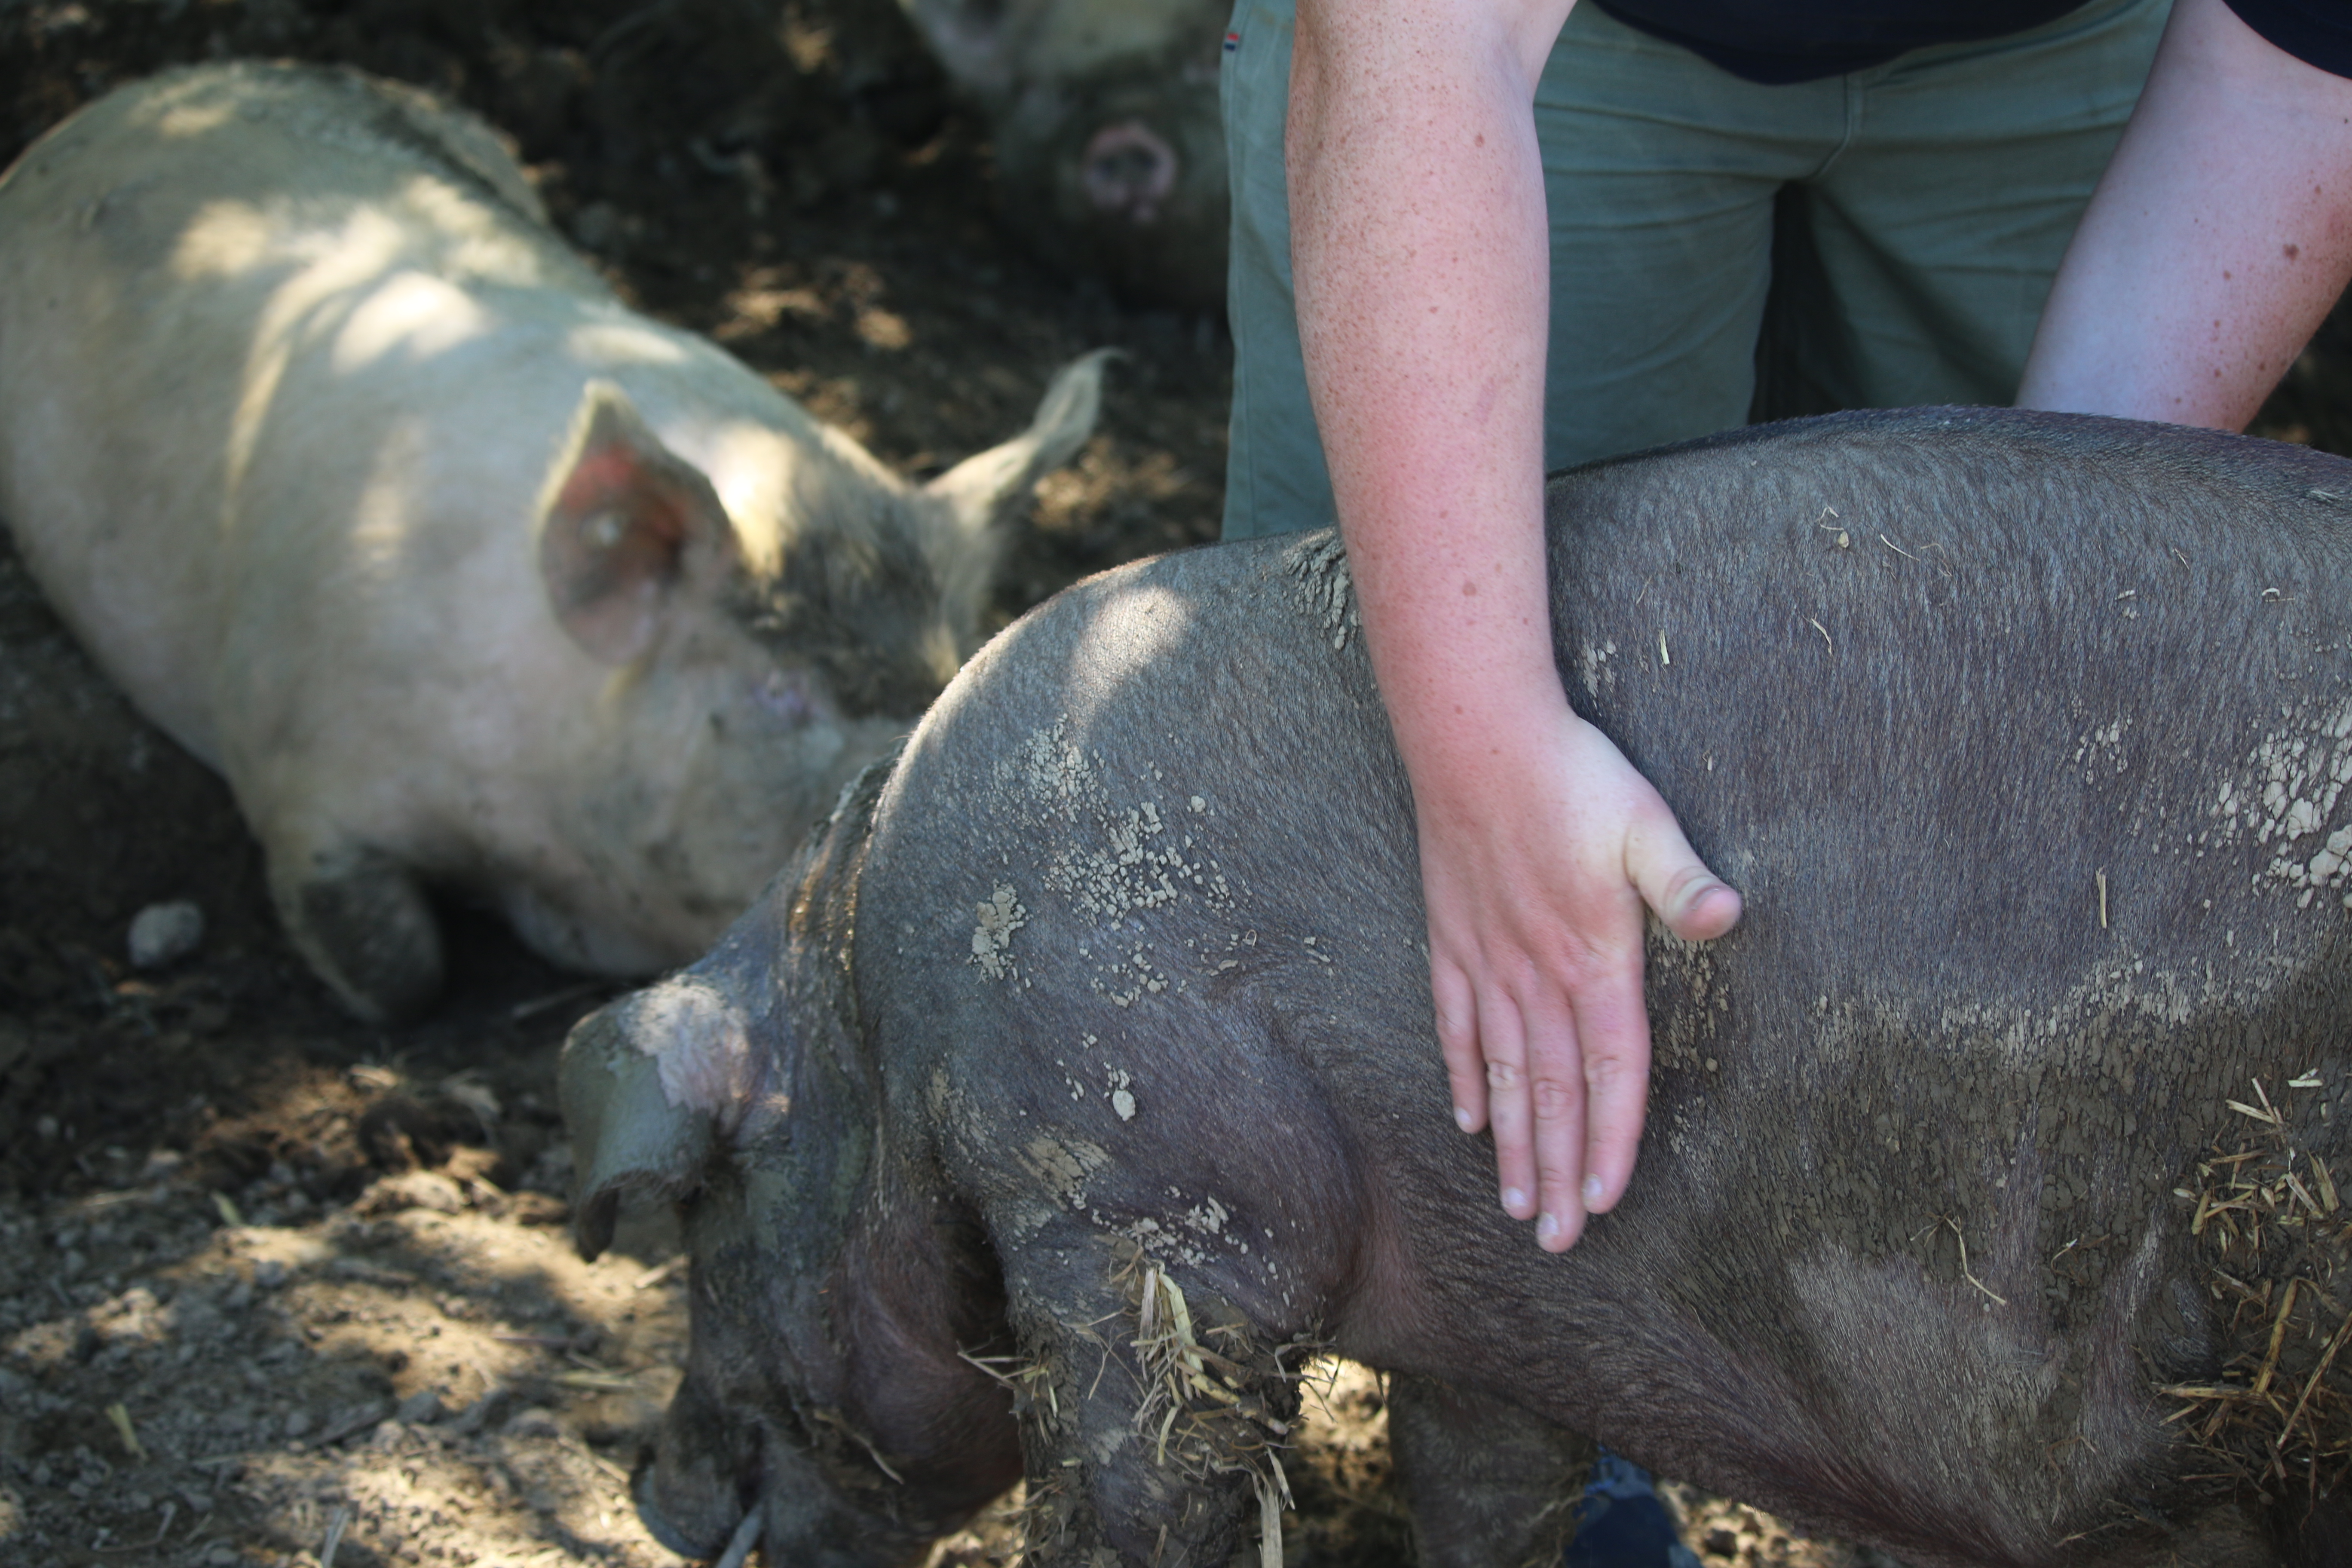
[0,61,1104,1023]
[567,407,2352,1567]
[897,0,1230,312]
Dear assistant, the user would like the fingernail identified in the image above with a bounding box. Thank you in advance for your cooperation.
[1537,1212,1561,1241]
[1583,1174,1606,1210]
[1455,1106,1475,1132]
[1502,1187,1527,1213]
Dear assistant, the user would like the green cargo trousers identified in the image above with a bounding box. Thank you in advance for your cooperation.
[1221,0,2173,539]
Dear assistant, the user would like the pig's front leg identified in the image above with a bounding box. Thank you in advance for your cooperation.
[1004,1247,1301,1566]
[266,833,443,1023]
[1387,1372,1592,1568]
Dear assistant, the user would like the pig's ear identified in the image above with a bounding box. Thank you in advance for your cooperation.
[896,0,1017,95]
[925,349,1112,538]
[539,381,741,666]
[560,977,755,1261]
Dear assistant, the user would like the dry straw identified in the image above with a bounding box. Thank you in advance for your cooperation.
[956,1250,1310,1565]
[1116,1243,1308,1568]
[2161,1074,2351,1505]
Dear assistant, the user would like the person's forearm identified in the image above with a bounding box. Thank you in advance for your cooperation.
[1289,0,1573,766]
[2019,0,2352,428]
[1287,0,1751,1253]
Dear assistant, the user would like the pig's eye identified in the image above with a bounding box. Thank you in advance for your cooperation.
[752,670,827,728]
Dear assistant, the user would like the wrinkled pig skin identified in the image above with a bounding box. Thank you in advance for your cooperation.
[897,0,1229,312]
[565,408,2352,1567]
[0,62,1106,1023]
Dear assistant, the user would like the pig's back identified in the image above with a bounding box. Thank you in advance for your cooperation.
[865,409,2350,1565]
[1556,405,2351,1004]
[0,62,588,759]
[1532,408,2351,1560]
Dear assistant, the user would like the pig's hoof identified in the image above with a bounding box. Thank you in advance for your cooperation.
[279,856,445,1024]
[630,1457,739,1560]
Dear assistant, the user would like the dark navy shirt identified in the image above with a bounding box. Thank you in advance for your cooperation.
[1590,0,2352,83]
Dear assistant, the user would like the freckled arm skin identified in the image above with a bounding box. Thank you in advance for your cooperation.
[2019,0,2352,427]
[1287,0,1742,1254]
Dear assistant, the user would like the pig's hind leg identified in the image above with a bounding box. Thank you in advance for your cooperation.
[1387,1372,1592,1568]
[267,836,444,1023]
[1001,1247,1303,1566]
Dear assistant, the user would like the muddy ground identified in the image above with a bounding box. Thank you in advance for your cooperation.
[2,2,2346,1565]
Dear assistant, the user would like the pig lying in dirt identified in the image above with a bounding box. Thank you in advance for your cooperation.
[0,62,1105,1022]
[564,407,2352,1567]
[897,0,1229,312]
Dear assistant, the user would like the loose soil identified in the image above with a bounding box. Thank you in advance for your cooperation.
[2,3,2343,1565]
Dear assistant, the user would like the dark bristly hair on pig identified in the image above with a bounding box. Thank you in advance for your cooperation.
[567,407,2351,1565]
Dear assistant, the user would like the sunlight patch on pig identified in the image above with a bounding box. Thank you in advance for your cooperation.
[346,416,429,575]
[562,320,695,369]
[168,199,275,278]
[329,272,490,372]
[224,211,411,495]
[699,419,828,578]
[150,96,241,142]
[1057,583,1195,726]
[277,210,412,305]
[394,177,557,279]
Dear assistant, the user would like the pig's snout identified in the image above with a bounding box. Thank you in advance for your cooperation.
[1080,121,1178,224]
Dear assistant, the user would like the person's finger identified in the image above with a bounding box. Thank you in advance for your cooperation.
[1477,993,1538,1220]
[1523,987,1587,1252]
[1626,811,1743,941]
[1432,958,1488,1136]
[1568,956,1651,1219]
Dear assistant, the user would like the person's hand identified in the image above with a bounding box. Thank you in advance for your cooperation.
[1406,686,1740,1252]
[1284,0,1736,1249]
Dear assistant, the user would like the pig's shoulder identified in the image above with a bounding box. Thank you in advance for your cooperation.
[914,533,1392,807]
[965,531,1367,681]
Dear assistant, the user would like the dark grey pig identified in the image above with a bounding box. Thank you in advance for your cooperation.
[564,408,2352,1568]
